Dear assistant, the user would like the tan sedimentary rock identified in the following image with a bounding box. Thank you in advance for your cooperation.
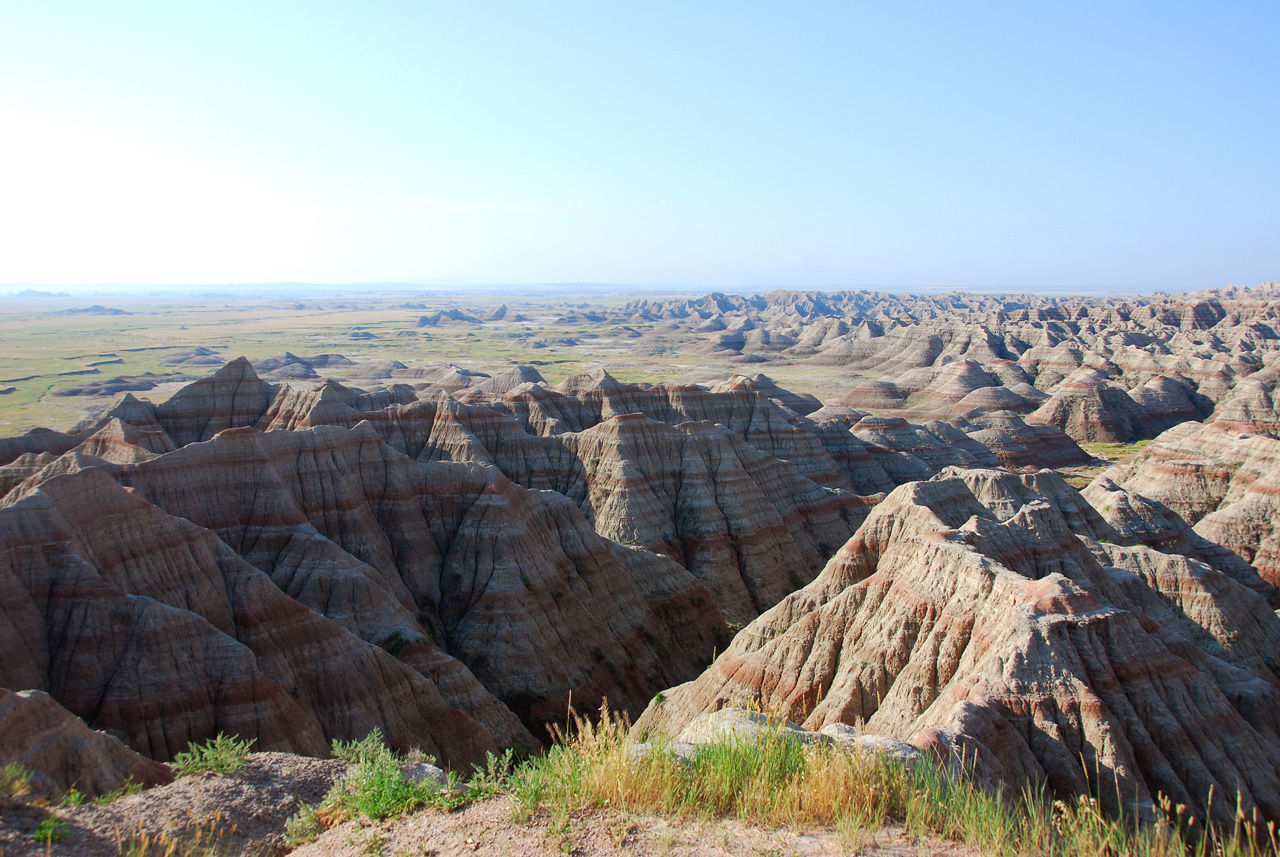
[554,415,873,623]
[0,688,173,798]
[1027,367,1141,443]
[634,469,1280,824]
[113,422,724,738]
[0,465,509,766]
[949,410,1090,469]
[1097,420,1280,585]
[154,357,276,446]
[1211,376,1280,437]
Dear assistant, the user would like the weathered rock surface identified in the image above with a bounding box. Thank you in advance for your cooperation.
[0,401,733,766]
[0,688,172,798]
[1097,419,1280,587]
[634,468,1280,823]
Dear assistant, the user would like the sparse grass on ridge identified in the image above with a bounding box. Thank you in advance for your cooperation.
[506,704,1280,857]
[114,811,232,857]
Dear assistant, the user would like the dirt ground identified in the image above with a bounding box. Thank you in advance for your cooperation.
[0,752,344,857]
[0,752,977,857]
[292,795,979,857]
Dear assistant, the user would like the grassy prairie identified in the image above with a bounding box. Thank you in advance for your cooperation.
[1086,439,1154,461]
[0,291,733,433]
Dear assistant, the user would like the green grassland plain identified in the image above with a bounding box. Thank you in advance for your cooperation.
[0,290,858,435]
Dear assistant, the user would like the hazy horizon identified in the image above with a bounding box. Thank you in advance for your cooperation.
[0,280,1252,301]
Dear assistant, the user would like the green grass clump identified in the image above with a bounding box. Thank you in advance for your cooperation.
[1087,438,1154,459]
[172,733,254,777]
[32,814,68,844]
[288,729,514,844]
[1,763,33,797]
[283,802,322,848]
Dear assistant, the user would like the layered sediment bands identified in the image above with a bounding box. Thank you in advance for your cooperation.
[1081,476,1271,601]
[0,427,88,468]
[0,688,173,798]
[112,424,726,736]
[1211,377,1280,437]
[710,373,823,416]
[1027,368,1141,443]
[849,416,989,480]
[634,469,1280,824]
[553,415,874,623]
[240,371,874,623]
[591,286,1280,447]
[500,373,855,489]
[153,357,277,446]
[0,466,507,766]
[1097,421,1280,585]
[949,410,1090,468]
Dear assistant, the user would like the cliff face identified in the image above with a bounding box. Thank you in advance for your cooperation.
[7,345,1273,800]
[634,468,1280,824]
[38,360,1085,626]
[1096,417,1280,587]
[0,412,732,765]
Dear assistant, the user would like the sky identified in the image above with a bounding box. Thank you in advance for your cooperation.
[0,2,1276,292]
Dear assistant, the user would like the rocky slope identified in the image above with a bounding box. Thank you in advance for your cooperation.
[634,467,1280,824]
[1095,412,1280,588]
[0,688,172,799]
[0,386,738,766]
[4,316,1277,824]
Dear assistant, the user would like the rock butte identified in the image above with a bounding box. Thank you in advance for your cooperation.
[634,468,1280,826]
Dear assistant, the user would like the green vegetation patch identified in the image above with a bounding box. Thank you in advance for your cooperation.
[286,728,514,848]
[172,733,254,777]
[1086,438,1153,460]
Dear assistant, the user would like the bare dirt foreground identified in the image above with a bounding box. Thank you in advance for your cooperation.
[292,796,977,857]
[0,753,974,857]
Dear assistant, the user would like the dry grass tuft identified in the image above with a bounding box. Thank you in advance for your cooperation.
[507,703,1280,857]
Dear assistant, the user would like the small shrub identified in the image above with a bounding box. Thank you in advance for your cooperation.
[172,733,253,777]
[32,815,68,844]
[333,728,396,765]
[466,749,515,802]
[60,787,85,806]
[284,802,322,847]
[1,764,33,797]
[316,731,505,834]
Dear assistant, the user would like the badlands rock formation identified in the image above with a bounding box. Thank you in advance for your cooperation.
[0,689,172,798]
[634,468,1280,824]
[1096,388,1280,587]
[6,280,1280,820]
[575,284,1280,446]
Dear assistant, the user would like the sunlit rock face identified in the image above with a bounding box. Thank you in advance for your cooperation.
[634,467,1280,825]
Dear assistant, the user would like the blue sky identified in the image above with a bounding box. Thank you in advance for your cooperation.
[0,2,1276,291]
